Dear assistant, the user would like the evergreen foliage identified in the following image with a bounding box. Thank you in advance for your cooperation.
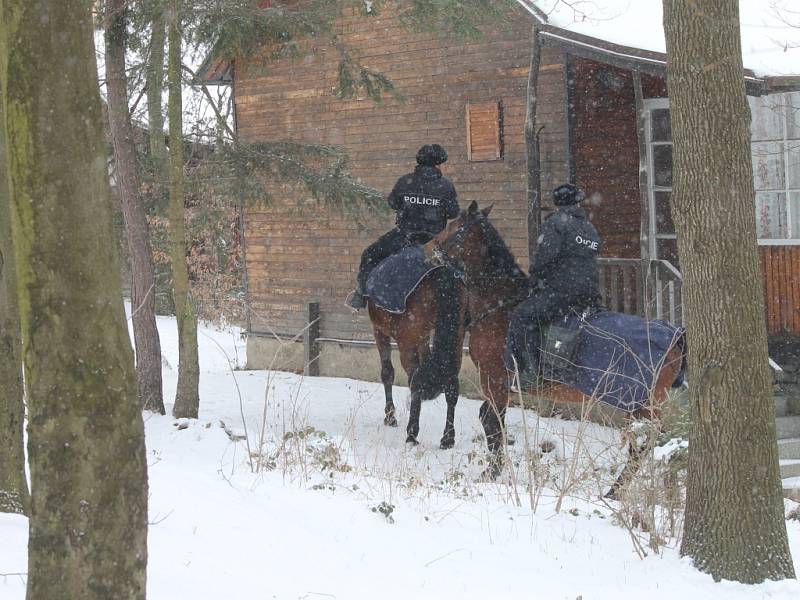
[197,140,384,217]
[396,0,509,39]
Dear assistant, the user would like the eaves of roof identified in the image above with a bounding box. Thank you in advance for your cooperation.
[198,0,800,94]
[514,0,800,95]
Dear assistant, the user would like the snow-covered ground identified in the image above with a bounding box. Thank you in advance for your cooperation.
[2,309,800,599]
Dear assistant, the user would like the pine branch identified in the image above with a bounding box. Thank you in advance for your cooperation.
[192,140,385,224]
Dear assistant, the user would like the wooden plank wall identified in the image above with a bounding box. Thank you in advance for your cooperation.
[760,246,800,336]
[570,56,667,259]
[235,1,570,339]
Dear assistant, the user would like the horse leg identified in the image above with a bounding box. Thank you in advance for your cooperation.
[440,378,458,450]
[399,347,422,445]
[441,313,466,450]
[374,330,397,427]
[407,390,422,445]
[478,371,509,480]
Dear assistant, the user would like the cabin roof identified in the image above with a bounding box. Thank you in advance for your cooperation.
[198,1,800,93]
[196,53,233,86]
[516,0,800,89]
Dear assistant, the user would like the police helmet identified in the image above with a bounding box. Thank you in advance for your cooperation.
[552,183,586,206]
[416,144,448,167]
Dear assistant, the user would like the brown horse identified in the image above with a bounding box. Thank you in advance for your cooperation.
[367,265,467,449]
[429,201,685,497]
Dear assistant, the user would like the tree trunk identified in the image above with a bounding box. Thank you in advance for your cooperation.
[663,0,795,582]
[168,0,200,418]
[147,4,167,168]
[105,0,166,415]
[0,78,29,516]
[1,1,148,596]
[525,21,542,267]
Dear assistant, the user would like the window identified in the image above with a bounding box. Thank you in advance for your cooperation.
[644,98,678,266]
[466,101,503,162]
[750,92,800,243]
[645,93,800,251]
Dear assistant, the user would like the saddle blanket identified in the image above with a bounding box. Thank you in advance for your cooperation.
[366,245,441,314]
[506,310,684,412]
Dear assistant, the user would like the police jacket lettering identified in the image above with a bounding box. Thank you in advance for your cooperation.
[531,205,602,298]
[388,165,459,235]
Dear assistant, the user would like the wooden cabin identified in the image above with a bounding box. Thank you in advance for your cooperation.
[199,0,800,378]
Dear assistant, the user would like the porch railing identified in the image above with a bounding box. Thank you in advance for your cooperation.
[597,258,683,327]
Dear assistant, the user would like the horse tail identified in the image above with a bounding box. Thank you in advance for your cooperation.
[411,268,463,401]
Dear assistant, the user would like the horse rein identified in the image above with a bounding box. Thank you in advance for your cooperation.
[428,211,480,274]
[428,214,530,331]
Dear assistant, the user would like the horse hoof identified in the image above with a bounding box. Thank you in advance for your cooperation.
[384,415,398,427]
[406,436,419,446]
[440,438,455,450]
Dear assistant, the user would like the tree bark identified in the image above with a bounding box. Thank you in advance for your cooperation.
[1,1,148,596]
[663,0,795,582]
[105,0,166,415]
[147,3,167,168]
[0,76,29,516]
[525,21,542,267]
[168,0,200,418]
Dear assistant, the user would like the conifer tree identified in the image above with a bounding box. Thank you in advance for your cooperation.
[105,0,166,414]
[168,0,201,418]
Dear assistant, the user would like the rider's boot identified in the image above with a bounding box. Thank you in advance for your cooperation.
[345,288,367,310]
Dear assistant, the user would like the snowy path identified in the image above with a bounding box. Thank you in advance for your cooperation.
[2,312,799,600]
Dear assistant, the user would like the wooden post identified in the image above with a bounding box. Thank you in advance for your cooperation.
[633,71,654,318]
[525,22,543,266]
[304,301,320,376]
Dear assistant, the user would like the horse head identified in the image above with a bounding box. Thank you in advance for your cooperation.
[430,201,493,275]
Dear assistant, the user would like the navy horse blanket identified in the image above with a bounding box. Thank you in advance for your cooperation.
[505,310,684,412]
[366,246,441,314]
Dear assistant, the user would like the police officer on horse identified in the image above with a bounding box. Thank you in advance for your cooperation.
[346,143,460,309]
[507,183,602,385]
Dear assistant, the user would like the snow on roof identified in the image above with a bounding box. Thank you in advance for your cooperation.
[519,0,800,78]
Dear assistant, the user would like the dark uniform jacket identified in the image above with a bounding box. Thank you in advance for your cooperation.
[532,205,601,300]
[388,165,459,235]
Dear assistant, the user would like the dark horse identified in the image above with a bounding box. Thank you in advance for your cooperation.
[429,202,685,497]
[367,262,466,449]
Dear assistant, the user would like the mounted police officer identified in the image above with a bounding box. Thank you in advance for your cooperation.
[345,143,460,309]
[507,183,602,385]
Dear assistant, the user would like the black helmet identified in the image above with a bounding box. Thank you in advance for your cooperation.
[553,183,586,206]
[416,144,448,167]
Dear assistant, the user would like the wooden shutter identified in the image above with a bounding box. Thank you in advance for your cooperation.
[466,101,502,161]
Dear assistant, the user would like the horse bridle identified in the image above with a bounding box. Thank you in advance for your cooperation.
[430,212,531,330]
[430,212,481,276]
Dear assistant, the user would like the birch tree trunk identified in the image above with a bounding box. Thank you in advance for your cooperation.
[662,0,795,582]
[1,0,148,596]
[105,0,166,415]
[0,79,29,516]
[168,0,200,418]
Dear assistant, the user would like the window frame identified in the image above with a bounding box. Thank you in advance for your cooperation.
[645,95,800,247]
[750,93,800,245]
[465,101,503,162]
[643,97,676,260]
